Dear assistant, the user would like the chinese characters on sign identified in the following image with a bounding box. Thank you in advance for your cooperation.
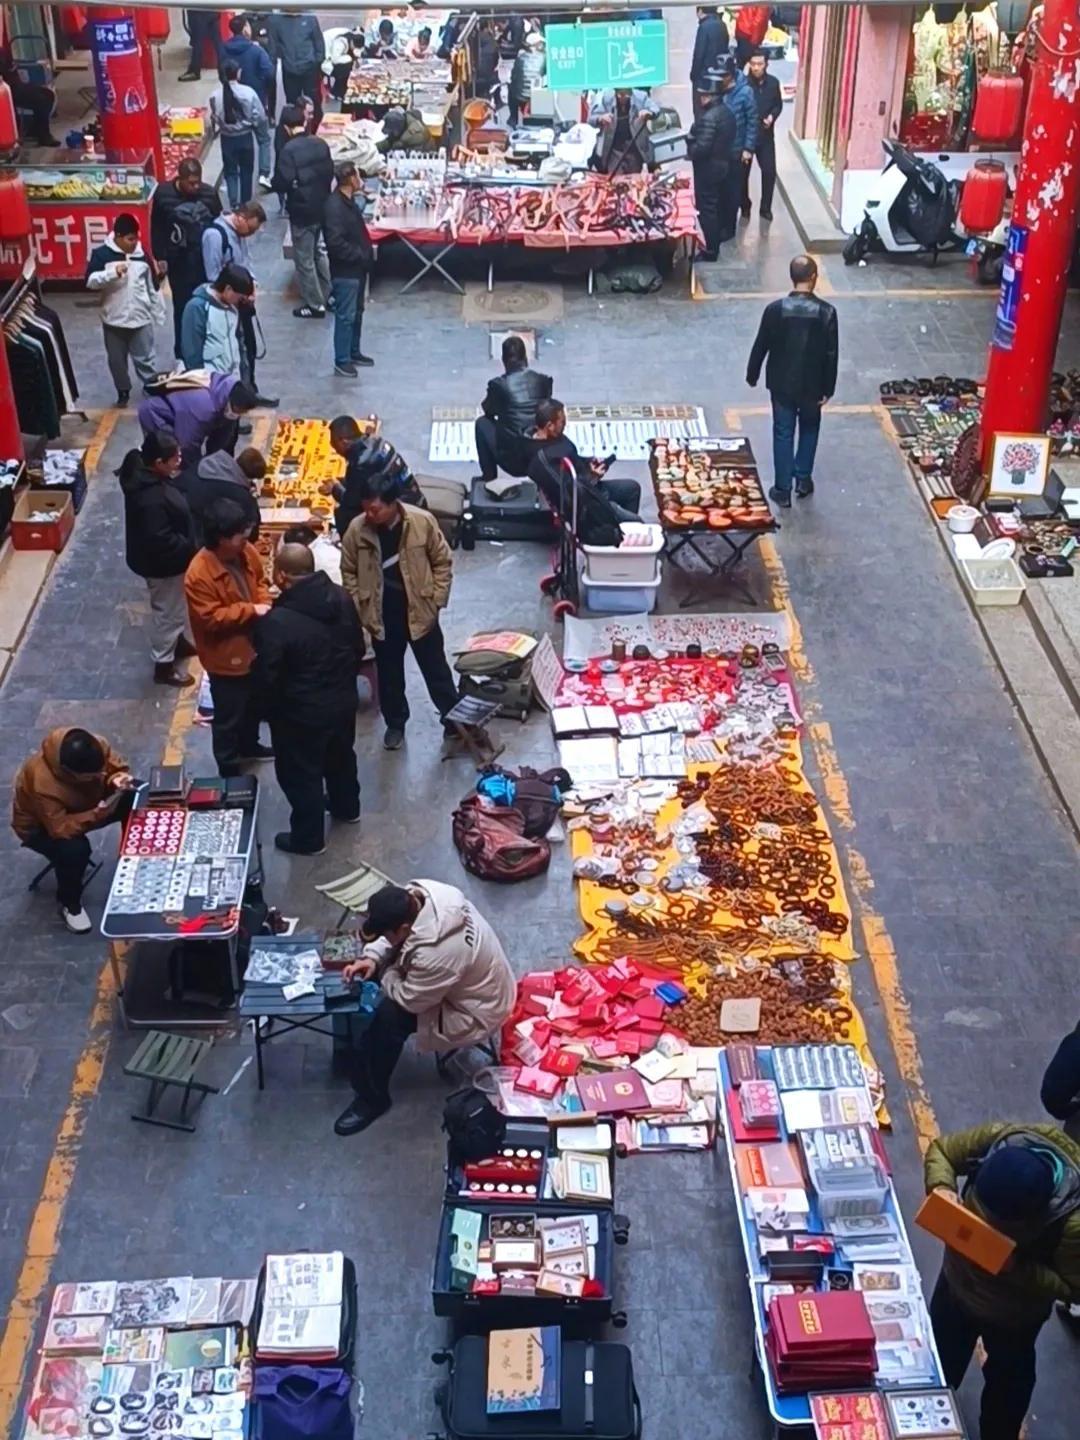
[545,20,668,92]
[91,17,149,119]
[0,210,142,279]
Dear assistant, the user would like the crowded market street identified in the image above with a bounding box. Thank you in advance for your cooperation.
[1,7,1080,1440]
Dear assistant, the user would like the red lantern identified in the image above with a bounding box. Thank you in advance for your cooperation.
[0,79,17,151]
[971,71,1024,143]
[960,160,1009,233]
[143,9,171,43]
[0,172,32,239]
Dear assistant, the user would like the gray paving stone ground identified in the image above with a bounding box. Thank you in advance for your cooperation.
[1,17,1080,1438]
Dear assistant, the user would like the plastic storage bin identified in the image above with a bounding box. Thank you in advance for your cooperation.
[581,574,662,614]
[581,523,664,583]
[959,555,1026,606]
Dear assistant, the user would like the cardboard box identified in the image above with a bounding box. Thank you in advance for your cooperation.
[10,490,74,553]
[915,1189,1015,1274]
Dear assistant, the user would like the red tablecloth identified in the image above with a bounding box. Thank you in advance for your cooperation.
[368,178,700,249]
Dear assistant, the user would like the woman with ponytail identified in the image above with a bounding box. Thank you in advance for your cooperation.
[210,60,268,208]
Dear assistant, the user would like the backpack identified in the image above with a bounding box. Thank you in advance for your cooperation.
[442,1085,506,1162]
[451,794,551,882]
[476,765,571,839]
[168,198,216,260]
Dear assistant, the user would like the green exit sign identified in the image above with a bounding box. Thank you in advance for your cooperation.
[545,19,669,92]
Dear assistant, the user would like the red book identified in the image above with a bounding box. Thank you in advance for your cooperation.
[576,1069,651,1115]
[769,1292,876,1358]
[539,1045,582,1077]
[633,995,665,1021]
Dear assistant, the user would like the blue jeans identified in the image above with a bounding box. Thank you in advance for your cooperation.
[331,276,365,366]
[771,396,822,494]
[220,131,255,209]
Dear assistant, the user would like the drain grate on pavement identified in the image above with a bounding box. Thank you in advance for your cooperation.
[462,281,564,324]
[428,403,708,463]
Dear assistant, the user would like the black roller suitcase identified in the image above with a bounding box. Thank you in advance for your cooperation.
[434,1336,641,1440]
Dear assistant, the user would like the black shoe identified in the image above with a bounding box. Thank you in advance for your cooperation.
[334,362,358,378]
[275,831,326,856]
[240,743,275,761]
[334,1097,391,1136]
[293,305,326,319]
[768,486,792,509]
[116,389,130,408]
[740,205,752,221]
[383,726,405,751]
[253,393,279,407]
[178,70,200,82]
[795,477,815,498]
[352,354,374,368]
[153,662,195,688]
[760,209,774,221]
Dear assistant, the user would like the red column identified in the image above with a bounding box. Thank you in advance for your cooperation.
[88,8,163,176]
[981,0,1080,455]
[0,331,24,463]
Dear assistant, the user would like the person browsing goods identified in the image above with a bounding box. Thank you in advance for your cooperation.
[687,76,736,262]
[268,10,326,125]
[252,544,364,856]
[220,13,275,185]
[746,254,839,508]
[12,728,137,934]
[273,105,334,319]
[333,880,516,1136]
[340,473,459,753]
[149,158,222,360]
[323,162,374,378]
[85,213,166,408]
[741,52,783,222]
[923,1122,1080,1440]
[200,202,276,406]
[209,61,269,211]
[138,375,259,469]
[716,56,758,243]
[474,335,552,487]
[180,263,255,379]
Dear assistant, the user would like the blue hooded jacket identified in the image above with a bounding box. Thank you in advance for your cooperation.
[723,72,759,156]
[220,35,274,102]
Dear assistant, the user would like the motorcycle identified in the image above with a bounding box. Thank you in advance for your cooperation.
[843,139,963,265]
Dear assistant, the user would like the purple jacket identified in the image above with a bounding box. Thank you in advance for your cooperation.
[137,373,235,455]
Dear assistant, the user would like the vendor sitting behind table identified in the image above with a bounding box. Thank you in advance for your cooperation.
[588,88,659,175]
[377,106,437,154]
[334,880,516,1136]
[365,17,400,58]
[12,728,137,934]
[475,335,552,486]
[528,397,642,544]
[327,418,426,534]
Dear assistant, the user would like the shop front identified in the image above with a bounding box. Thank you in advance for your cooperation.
[791,1,1022,232]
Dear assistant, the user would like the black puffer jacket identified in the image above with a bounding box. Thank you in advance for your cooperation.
[119,458,197,580]
[746,291,840,405]
[482,365,553,456]
[323,189,374,279]
[273,133,334,226]
[174,450,261,547]
[252,571,365,727]
[690,12,730,87]
[149,179,222,271]
[687,100,735,187]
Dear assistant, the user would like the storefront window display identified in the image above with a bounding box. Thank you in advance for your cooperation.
[899,3,1008,150]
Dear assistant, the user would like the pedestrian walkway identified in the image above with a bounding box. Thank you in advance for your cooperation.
[0,58,1079,1440]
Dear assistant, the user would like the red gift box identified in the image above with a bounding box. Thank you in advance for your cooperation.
[539,1045,582,1077]
[580,997,610,1024]
[634,995,665,1021]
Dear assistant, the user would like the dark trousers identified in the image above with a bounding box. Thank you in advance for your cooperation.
[238,305,258,390]
[221,130,255,208]
[742,133,777,215]
[23,832,92,911]
[270,712,360,851]
[693,169,722,256]
[771,395,822,494]
[599,477,642,517]
[474,416,530,481]
[735,35,756,68]
[185,9,221,75]
[718,160,745,243]
[350,994,417,1102]
[282,67,323,126]
[10,76,55,143]
[208,672,261,776]
[930,1271,1042,1440]
[373,618,459,732]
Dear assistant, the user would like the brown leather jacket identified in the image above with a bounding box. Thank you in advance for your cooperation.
[184,542,270,677]
[12,728,128,841]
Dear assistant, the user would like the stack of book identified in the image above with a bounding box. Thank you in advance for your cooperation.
[256,1252,345,1363]
[765,1292,877,1393]
[487,1327,561,1414]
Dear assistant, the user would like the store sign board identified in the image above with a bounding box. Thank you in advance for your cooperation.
[545,20,669,92]
[0,208,148,281]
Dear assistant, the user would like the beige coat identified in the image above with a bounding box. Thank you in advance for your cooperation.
[374,879,516,1052]
[339,503,452,642]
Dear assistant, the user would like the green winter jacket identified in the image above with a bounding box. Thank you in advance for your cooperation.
[924,1122,1080,1328]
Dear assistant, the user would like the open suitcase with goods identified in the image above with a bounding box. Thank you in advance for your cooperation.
[432,1333,641,1440]
[433,1115,629,1333]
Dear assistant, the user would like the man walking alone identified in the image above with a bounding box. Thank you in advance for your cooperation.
[746,254,838,508]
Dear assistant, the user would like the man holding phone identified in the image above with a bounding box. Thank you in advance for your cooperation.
[528,398,642,543]
[12,728,137,933]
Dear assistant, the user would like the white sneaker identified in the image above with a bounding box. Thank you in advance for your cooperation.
[60,906,92,934]
[258,174,272,192]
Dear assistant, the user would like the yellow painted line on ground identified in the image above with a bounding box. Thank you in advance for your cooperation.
[0,411,197,1429]
[723,407,743,430]
[82,409,120,479]
[758,534,939,1151]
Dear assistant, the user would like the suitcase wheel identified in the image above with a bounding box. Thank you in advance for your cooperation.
[461,517,476,551]
[431,1350,451,1365]
[614,1213,631,1245]
[612,1309,628,1329]
[553,599,576,620]
[539,572,559,595]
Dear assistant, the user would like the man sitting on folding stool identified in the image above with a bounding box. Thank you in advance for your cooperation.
[334,880,516,1137]
[12,728,137,934]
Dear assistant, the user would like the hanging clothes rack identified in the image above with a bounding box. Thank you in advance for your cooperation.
[1,257,85,435]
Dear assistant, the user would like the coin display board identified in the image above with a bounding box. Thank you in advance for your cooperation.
[261,415,381,514]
